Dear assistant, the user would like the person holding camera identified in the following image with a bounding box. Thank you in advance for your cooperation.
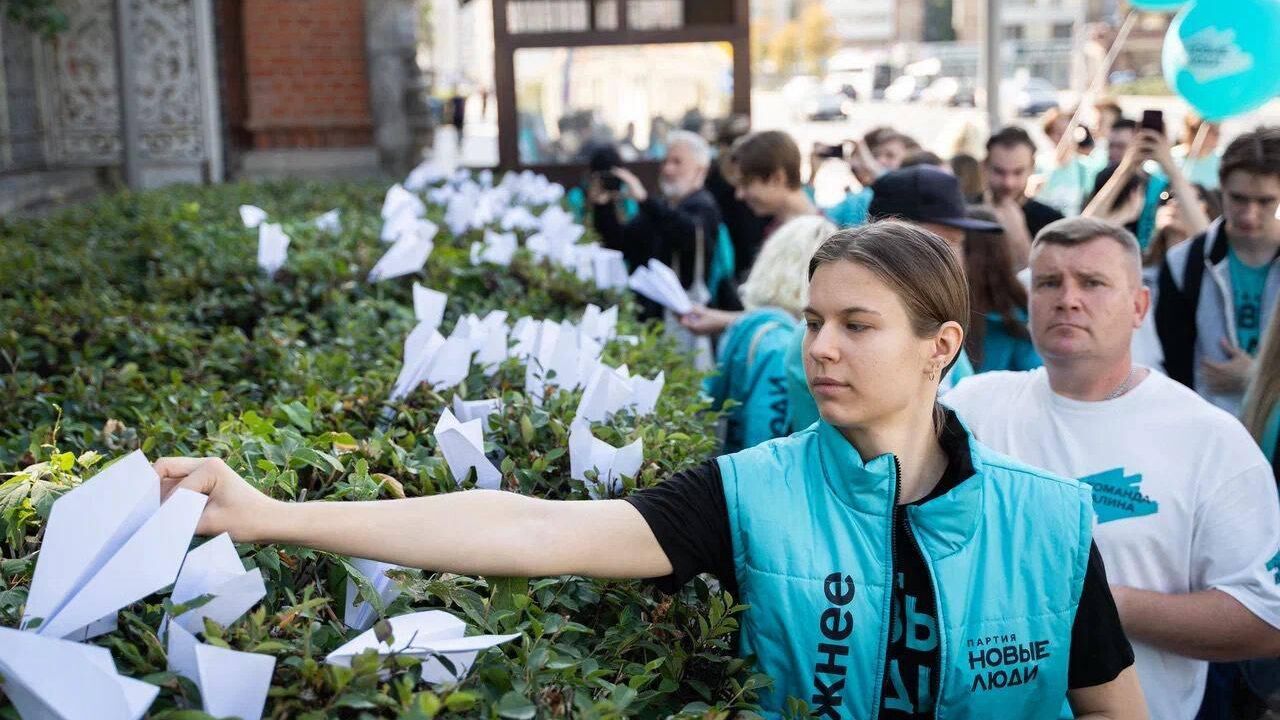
[589,130,739,312]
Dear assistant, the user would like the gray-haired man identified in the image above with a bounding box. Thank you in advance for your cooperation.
[946,217,1280,718]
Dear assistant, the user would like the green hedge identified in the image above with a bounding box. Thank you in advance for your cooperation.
[0,181,773,719]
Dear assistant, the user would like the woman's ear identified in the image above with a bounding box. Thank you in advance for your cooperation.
[929,321,966,377]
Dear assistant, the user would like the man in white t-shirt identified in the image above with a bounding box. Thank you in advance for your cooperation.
[945,216,1280,718]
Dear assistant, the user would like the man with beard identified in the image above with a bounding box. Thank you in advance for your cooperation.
[985,126,1065,269]
[590,129,739,311]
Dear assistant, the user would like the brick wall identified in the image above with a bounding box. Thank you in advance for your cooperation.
[242,0,373,148]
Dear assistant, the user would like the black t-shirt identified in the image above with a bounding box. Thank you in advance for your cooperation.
[624,426,1134,715]
[1022,198,1066,239]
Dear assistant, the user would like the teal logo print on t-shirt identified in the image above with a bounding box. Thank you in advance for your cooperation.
[1081,468,1158,523]
[1267,551,1280,584]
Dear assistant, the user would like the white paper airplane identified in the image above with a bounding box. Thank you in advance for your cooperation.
[578,304,619,345]
[313,208,342,235]
[628,259,692,315]
[382,183,426,221]
[404,159,449,192]
[343,558,405,631]
[239,204,268,229]
[21,451,208,641]
[167,623,275,720]
[368,222,436,282]
[413,283,447,330]
[433,409,502,490]
[470,229,518,267]
[500,206,539,231]
[569,420,644,499]
[257,223,290,278]
[167,533,265,636]
[325,610,519,684]
[590,248,630,290]
[0,626,159,720]
[452,395,501,426]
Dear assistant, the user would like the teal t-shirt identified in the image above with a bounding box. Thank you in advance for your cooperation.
[1228,247,1271,355]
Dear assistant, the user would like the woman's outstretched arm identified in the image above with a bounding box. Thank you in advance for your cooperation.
[155,457,675,579]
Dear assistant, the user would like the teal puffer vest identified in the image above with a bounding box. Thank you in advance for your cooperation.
[717,419,1093,719]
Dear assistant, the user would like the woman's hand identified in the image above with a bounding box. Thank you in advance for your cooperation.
[1136,129,1176,174]
[154,457,282,542]
[679,305,740,336]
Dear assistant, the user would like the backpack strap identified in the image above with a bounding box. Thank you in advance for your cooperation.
[747,321,783,368]
[1156,232,1207,387]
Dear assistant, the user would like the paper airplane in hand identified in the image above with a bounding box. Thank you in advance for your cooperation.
[167,623,275,720]
[433,409,501,489]
[239,204,268,229]
[0,626,159,720]
[569,420,643,499]
[628,260,692,315]
[21,450,208,641]
[343,558,405,631]
[325,610,519,684]
[166,533,265,636]
[369,221,437,282]
[313,208,342,235]
[257,223,291,278]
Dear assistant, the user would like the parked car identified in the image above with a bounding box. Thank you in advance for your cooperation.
[884,75,922,103]
[1010,77,1060,117]
[806,93,853,121]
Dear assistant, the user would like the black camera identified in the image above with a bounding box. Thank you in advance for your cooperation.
[594,170,623,192]
[814,142,848,160]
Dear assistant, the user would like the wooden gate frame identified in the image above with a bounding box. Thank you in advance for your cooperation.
[489,0,750,186]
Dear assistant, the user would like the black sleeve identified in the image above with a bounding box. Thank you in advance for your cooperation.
[1067,542,1136,689]
[623,460,738,597]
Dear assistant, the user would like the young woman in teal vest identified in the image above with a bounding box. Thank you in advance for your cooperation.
[156,222,1146,718]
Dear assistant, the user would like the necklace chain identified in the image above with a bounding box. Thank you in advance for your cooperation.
[1105,366,1138,401]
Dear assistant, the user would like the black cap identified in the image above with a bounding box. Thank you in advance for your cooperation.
[869,166,1002,232]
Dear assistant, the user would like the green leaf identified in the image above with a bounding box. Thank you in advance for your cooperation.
[495,692,537,720]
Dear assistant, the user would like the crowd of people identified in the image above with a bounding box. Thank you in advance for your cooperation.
[156,103,1280,719]
[580,107,1280,718]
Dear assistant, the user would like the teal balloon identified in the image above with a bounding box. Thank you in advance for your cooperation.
[1162,0,1280,121]
[1130,0,1187,9]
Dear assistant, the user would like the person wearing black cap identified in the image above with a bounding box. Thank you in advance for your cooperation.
[784,165,1003,432]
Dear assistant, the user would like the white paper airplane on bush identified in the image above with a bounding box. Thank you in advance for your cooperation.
[343,558,405,631]
[589,248,630,291]
[575,364,664,422]
[380,184,427,242]
[433,409,501,489]
[165,533,265,637]
[500,206,539,231]
[413,283,447,330]
[452,395,501,426]
[167,623,275,720]
[368,220,437,282]
[404,159,449,192]
[0,626,159,720]
[313,208,342,235]
[239,204,268,229]
[628,259,693,315]
[257,223,290,278]
[389,321,473,401]
[21,450,208,641]
[578,304,618,345]
[470,229,518,267]
[325,610,519,684]
[569,420,644,499]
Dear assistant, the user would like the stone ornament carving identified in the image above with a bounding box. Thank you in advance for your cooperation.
[40,0,209,164]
